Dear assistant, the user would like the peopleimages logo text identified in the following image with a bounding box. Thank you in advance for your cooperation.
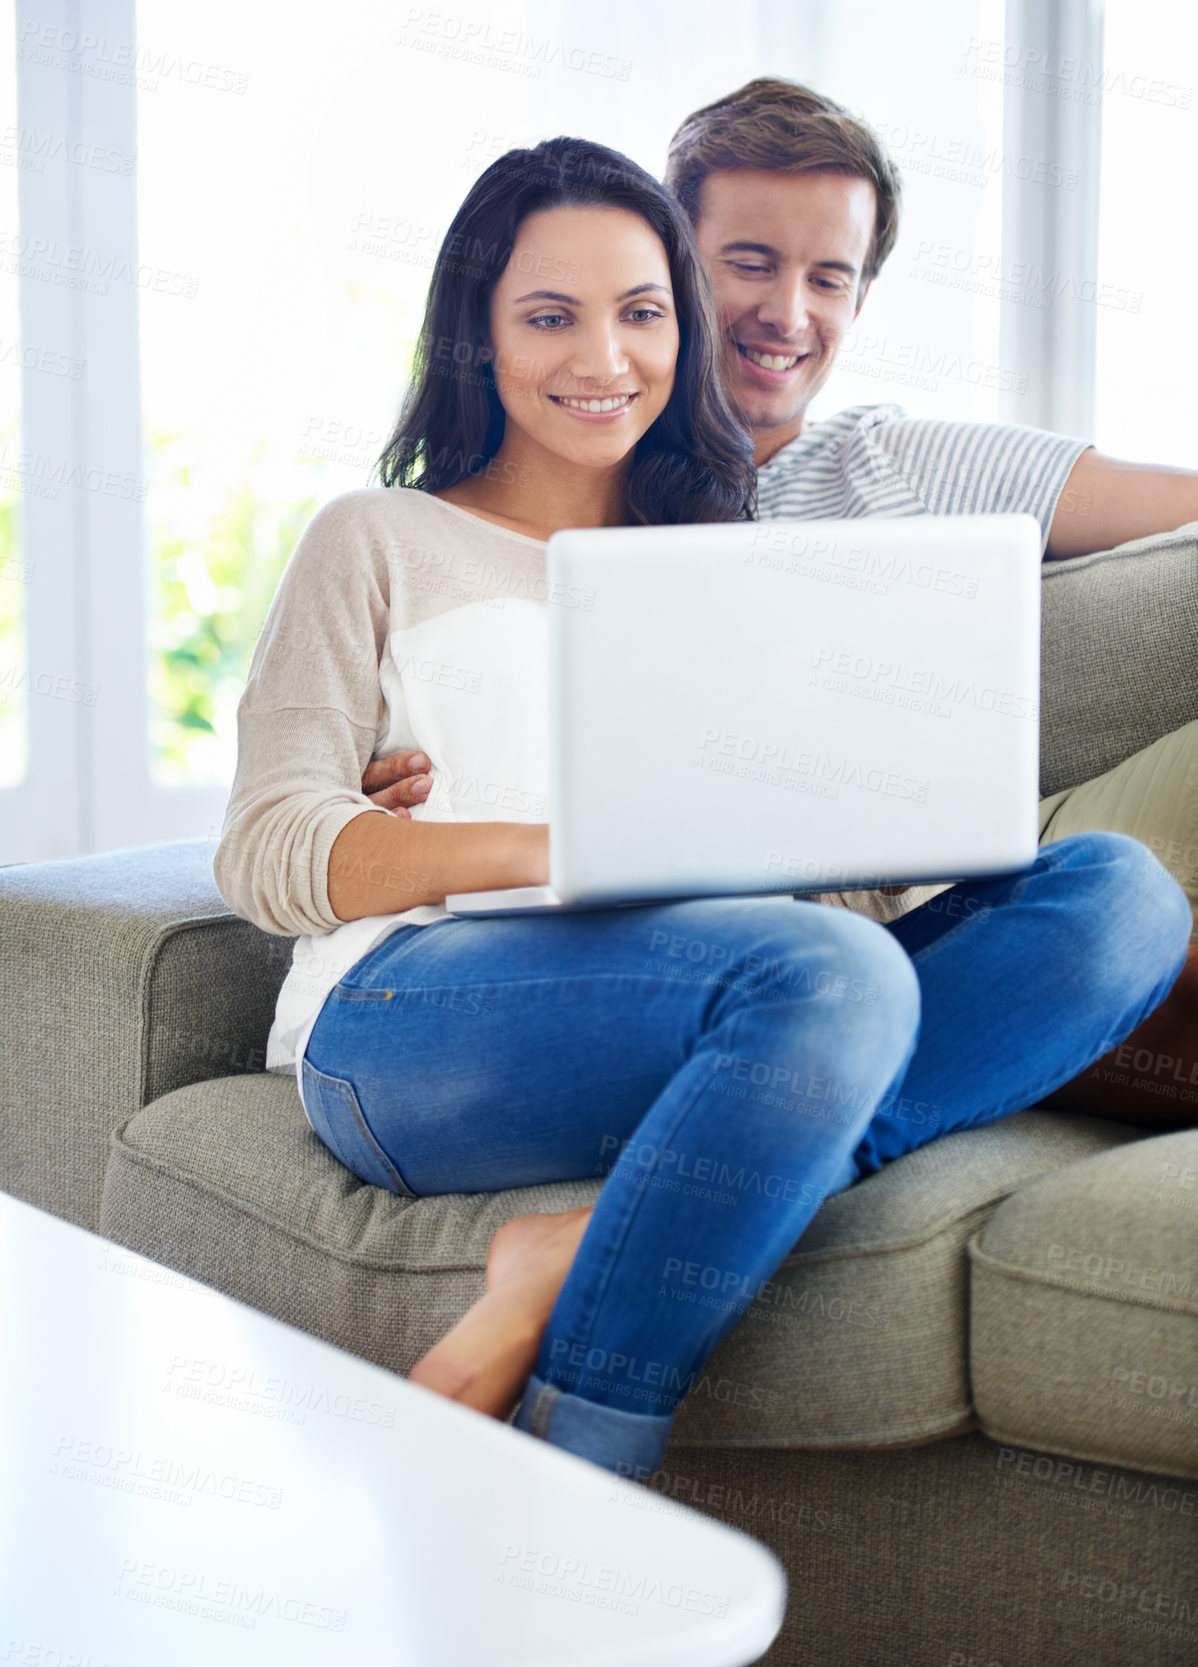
[811,648,1035,720]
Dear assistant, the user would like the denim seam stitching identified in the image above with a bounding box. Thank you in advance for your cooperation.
[531,1382,560,1440]
[902,864,1044,968]
[895,850,1062,970]
[902,907,995,968]
[342,1082,411,1193]
[370,972,728,995]
[554,998,759,1382]
[307,1063,412,1196]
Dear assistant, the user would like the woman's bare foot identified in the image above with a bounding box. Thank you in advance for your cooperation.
[407,1205,594,1419]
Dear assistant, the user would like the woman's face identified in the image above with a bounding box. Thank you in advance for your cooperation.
[486,205,680,472]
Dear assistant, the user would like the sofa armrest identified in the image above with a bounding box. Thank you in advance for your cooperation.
[0,839,290,1232]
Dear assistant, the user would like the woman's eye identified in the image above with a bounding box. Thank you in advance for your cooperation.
[734,262,769,275]
[530,313,568,329]
[626,308,664,323]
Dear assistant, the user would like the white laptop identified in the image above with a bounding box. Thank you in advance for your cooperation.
[445,515,1041,916]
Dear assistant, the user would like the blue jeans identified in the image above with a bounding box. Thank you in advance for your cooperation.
[302,833,1189,1475]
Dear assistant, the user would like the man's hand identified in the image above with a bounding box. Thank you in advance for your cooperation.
[361,749,433,816]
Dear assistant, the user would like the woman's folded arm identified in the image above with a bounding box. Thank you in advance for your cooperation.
[326,812,548,921]
[212,492,397,937]
[213,704,393,936]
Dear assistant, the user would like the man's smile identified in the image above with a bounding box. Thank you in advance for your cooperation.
[733,340,812,379]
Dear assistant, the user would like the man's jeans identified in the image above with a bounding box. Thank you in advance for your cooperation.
[302,832,1190,1475]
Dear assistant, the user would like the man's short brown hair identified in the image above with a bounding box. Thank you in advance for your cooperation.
[665,78,902,284]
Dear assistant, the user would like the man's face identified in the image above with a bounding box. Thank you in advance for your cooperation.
[694,168,877,460]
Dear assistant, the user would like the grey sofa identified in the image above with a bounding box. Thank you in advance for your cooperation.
[4,524,1198,1666]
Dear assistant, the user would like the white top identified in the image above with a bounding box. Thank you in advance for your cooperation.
[213,488,555,1101]
[756,403,1090,547]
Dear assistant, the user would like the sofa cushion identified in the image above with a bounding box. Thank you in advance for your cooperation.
[969,1129,1198,1480]
[686,1110,1139,1450]
[101,1073,1143,1449]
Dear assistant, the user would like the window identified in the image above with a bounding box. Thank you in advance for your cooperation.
[0,0,24,793]
[803,0,1009,427]
[1093,0,1197,466]
[7,0,1145,864]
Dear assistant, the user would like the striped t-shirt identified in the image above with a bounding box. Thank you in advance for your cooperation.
[755,403,1091,550]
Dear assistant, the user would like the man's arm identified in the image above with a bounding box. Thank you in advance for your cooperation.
[1045,449,1198,559]
[361,748,432,814]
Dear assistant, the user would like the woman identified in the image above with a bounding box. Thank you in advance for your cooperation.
[215,138,1189,1478]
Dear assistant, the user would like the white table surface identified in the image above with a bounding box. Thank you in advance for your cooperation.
[0,1191,786,1665]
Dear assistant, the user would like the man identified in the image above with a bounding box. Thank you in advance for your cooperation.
[663,79,1198,1126]
[667,79,1198,556]
[363,77,1198,1123]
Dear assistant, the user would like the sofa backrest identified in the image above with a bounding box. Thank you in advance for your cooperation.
[1040,521,1198,796]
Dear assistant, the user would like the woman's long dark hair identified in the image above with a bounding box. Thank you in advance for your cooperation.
[373,137,756,524]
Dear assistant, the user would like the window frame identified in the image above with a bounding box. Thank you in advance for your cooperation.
[5,0,227,863]
[998,0,1105,436]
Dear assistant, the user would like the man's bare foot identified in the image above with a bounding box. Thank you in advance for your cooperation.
[1040,943,1198,1129]
[408,1205,594,1419]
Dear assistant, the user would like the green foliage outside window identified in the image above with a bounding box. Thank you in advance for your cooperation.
[147,430,321,783]
[0,429,346,788]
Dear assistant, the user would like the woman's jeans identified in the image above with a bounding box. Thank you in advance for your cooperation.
[302,832,1190,1476]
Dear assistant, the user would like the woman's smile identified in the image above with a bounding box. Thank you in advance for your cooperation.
[547,391,641,422]
[483,204,679,482]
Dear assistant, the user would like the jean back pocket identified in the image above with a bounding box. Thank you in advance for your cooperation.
[300,1058,418,1198]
